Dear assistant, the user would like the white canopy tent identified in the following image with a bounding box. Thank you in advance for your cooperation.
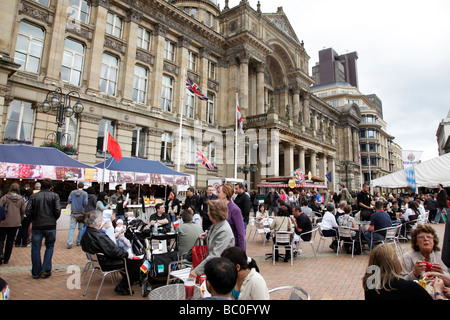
[371,152,450,189]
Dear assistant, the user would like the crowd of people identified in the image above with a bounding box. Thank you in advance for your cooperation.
[1,177,450,300]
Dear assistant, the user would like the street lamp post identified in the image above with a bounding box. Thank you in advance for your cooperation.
[41,87,84,145]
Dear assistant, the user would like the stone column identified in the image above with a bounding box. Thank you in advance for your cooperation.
[298,146,305,172]
[239,52,249,116]
[302,91,310,127]
[284,143,294,176]
[292,87,300,123]
[199,48,210,121]
[309,150,317,177]
[256,62,265,115]
[86,1,109,94]
[177,36,191,117]
[150,24,168,111]
[44,0,70,83]
[318,153,327,181]
[268,129,279,177]
[121,9,142,102]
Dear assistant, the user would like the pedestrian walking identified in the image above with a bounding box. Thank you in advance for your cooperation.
[26,179,61,279]
[0,183,25,265]
[67,182,88,249]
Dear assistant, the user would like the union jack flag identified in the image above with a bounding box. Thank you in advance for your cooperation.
[186,76,208,101]
[196,146,214,170]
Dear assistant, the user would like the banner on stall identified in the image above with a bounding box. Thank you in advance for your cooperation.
[0,162,96,181]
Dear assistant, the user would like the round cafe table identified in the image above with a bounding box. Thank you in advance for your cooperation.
[148,283,201,300]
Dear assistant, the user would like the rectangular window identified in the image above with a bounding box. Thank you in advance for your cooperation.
[68,0,91,24]
[186,137,195,164]
[132,126,146,158]
[33,0,50,6]
[208,61,216,80]
[367,129,376,139]
[185,91,195,118]
[187,51,197,72]
[164,40,176,61]
[207,93,214,124]
[207,142,216,166]
[97,119,115,156]
[183,7,198,19]
[160,132,172,162]
[137,27,151,51]
[61,38,84,86]
[205,12,215,29]
[106,12,123,38]
[60,115,79,147]
[161,75,173,112]
[100,53,119,96]
[359,129,366,139]
[133,65,148,104]
[4,100,34,142]
[368,142,377,152]
[359,143,367,152]
[14,22,45,74]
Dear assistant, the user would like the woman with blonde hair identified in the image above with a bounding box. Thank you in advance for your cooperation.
[363,244,440,300]
[216,184,246,251]
[189,199,235,279]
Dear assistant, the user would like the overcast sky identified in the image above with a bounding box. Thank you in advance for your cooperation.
[222,0,450,161]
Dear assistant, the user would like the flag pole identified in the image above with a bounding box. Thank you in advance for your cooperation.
[101,131,108,192]
[177,70,186,173]
[234,92,238,179]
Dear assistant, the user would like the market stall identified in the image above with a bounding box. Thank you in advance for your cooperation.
[0,144,95,182]
[95,157,192,222]
[371,153,450,189]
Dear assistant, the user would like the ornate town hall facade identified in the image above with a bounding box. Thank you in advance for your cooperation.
[0,0,363,191]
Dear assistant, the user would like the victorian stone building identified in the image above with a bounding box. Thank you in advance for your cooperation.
[0,0,362,191]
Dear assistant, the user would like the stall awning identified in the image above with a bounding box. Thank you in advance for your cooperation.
[95,157,191,185]
[0,144,93,168]
[257,183,327,189]
[0,144,95,181]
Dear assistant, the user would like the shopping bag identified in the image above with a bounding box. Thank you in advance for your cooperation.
[191,238,208,269]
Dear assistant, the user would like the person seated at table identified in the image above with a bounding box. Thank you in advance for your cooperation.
[363,200,392,249]
[300,199,312,219]
[320,202,339,251]
[149,203,171,233]
[178,210,203,258]
[401,224,450,281]
[309,197,322,214]
[189,200,235,280]
[255,204,268,221]
[202,257,237,300]
[337,205,361,254]
[362,244,438,300]
[386,200,403,221]
[270,205,292,262]
[290,205,312,255]
[80,210,143,296]
[221,246,270,300]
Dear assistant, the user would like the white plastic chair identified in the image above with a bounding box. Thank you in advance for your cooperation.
[166,260,192,285]
[252,220,271,246]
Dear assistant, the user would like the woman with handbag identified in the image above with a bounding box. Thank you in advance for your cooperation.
[0,183,25,264]
[189,199,235,279]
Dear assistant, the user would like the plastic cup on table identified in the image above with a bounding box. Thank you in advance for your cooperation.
[184,277,196,300]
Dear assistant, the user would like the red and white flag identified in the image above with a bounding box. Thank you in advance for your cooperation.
[236,95,244,134]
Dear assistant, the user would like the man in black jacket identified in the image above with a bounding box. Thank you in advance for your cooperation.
[234,183,251,233]
[199,185,217,231]
[26,179,61,279]
[81,210,143,295]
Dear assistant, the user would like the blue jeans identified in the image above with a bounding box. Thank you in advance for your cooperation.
[364,231,385,249]
[31,229,56,277]
[67,214,83,247]
[434,208,447,223]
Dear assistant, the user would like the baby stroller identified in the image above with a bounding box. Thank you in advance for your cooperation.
[140,231,179,297]
[124,219,148,256]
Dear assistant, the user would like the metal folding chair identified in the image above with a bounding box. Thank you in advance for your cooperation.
[269,286,310,300]
[83,253,132,300]
[273,231,294,266]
